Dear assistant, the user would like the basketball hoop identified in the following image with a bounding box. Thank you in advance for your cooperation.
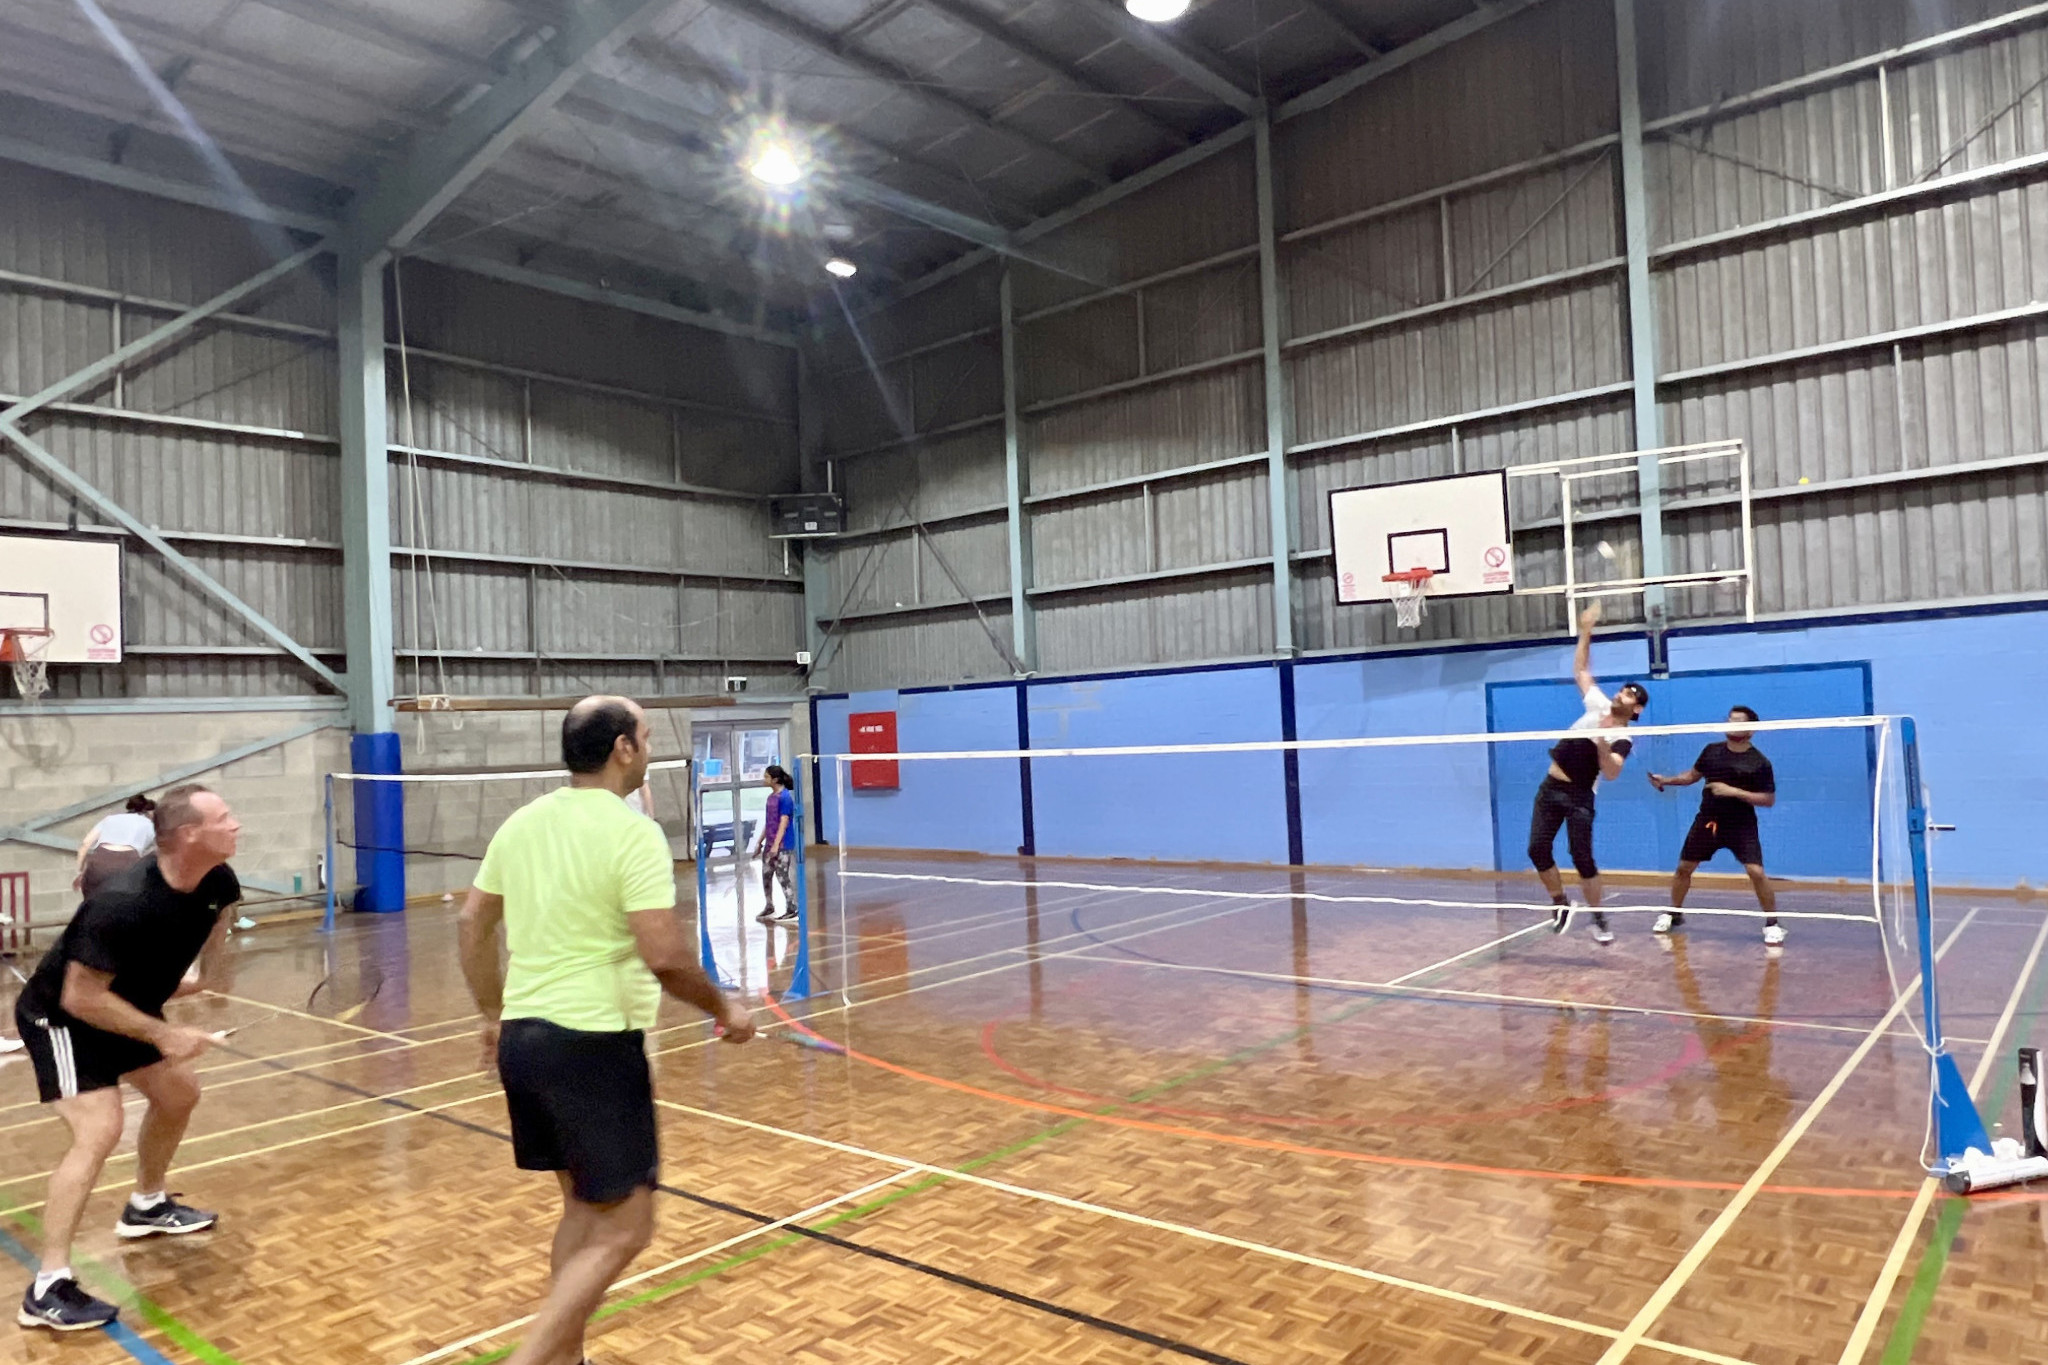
[1383,569,1434,629]
[0,627,53,705]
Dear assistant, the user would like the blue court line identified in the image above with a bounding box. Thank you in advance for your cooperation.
[0,1221,177,1365]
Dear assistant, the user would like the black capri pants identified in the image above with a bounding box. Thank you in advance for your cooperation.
[1528,777,1599,880]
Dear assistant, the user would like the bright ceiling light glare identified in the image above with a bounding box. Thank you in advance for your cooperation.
[824,258,858,279]
[747,140,803,187]
[1125,0,1190,22]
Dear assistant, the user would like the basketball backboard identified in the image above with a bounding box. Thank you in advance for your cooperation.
[1329,470,1514,604]
[0,534,123,664]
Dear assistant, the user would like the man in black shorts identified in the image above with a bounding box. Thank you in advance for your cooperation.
[1649,705,1783,946]
[459,697,756,1365]
[1529,604,1648,946]
[14,784,241,1331]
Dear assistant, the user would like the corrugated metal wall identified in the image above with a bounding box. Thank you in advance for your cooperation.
[0,168,805,701]
[811,0,2048,690]
[0,163,340,697]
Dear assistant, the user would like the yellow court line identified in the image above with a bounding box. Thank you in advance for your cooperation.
[389,1171,920,1365]
[1834,911,2048,1364]
[1064,953,1944,1040]
[653,1096,1755,1365]
[1590,909,1980,1365]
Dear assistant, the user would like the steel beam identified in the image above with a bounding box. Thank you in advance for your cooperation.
[404,245,795,348]
[1001,268,1037,672]
[914,0,1192,145]
[344,0,675,252]
[1253,114,1294,654]
[1077,0,1259,114]
[1278,0,1549,120]
[0,419,344,691]
[888,0,1545,309]
[3,717,342,839]
[1613,0,1666,617]
[337,254,394,728]
[697,0,1113,189]
[0,244,326,427]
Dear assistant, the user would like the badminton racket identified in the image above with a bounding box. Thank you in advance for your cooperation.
[308,958,385,1026]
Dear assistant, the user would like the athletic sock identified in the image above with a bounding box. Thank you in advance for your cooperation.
[1550,893,1570,907]
[128,1191,166,1212]
[33,1268,71,1297]
[1592,912,1609,928]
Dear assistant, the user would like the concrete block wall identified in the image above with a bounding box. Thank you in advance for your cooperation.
[0,707,348,932]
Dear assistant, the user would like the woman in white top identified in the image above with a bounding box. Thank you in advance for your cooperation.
[74,794,157,901]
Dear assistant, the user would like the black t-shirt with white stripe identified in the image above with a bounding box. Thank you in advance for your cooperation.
[19,856,238,1024]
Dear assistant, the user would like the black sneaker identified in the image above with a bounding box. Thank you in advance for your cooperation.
[754,907,777,923]
[1549,903,1573,934]
[18,1276,117,1331]
[771,908,799,922]
[115,1195,217,1239]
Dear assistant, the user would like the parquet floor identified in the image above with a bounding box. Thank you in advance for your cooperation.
[1,854,2045,1364]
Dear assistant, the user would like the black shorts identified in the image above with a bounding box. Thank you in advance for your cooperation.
[497,1017,659,1204]
[1679,815,1764,868]
[13,1002,164,1104]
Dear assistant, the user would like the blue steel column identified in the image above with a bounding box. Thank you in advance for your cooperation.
[338,251,403,910]
[1254,112,1295,655]
[1001,268,1037,673]
[1614,0,1666,623]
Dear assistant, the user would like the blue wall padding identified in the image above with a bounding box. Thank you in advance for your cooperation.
[349,730,405,913]
[1486,663,1872,878]
[1027,668,1288,864]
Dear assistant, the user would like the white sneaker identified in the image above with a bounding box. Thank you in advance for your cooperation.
[1762,923,1787,947]
[1652,912,1677,934]
[1591,918,1614,945]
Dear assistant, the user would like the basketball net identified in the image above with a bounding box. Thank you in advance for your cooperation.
[1383,570,1433,629]
[0,629,52,705]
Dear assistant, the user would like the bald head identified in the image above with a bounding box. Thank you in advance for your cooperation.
[561,696,647,775]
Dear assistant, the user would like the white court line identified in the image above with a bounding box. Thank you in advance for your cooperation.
[1590,909,1980,1365]
[206,989,417,1043]
[0,1087,502,1221]
[390,1171,918,1365]
[651,1096,1753,1365]
[1834,911,2048,1364]
[1062,954,1942,1041]
[844,869,1874,922]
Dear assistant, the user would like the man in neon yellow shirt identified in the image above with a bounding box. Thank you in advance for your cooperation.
[459,696,754,1365]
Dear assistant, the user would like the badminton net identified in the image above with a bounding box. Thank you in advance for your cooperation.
[818,715,1923,942]
[328,758,693,903]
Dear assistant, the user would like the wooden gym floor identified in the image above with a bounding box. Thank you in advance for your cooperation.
[2,854,2046,1365]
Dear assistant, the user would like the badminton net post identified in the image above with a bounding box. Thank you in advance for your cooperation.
[1903,717,1992,1170]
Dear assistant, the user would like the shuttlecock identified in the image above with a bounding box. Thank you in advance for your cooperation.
[1595,541,1615,560]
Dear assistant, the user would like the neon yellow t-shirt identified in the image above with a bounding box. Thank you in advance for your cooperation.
[474,786,676,1033]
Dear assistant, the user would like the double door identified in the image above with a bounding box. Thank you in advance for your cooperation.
[694,723,784,865]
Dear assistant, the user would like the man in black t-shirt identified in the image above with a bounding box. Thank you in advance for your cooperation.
[1648,706,1783,946]
[13,784,241,1333]
[1529,604,1648,946]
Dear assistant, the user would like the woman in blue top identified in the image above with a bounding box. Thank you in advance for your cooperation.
[752,765,798,923]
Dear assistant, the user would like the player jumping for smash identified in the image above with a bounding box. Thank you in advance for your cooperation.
[1529,604,1648,945]
[1649,705,1784,946]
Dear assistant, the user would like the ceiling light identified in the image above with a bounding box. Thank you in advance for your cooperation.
[1125,0,1190,21]
[747,141,803,187]
[824,258,857,278]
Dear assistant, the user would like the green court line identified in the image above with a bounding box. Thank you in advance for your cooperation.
[2,1207,245,1365]
[460,926,1542,1361]
[1878,934,2048,1364]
